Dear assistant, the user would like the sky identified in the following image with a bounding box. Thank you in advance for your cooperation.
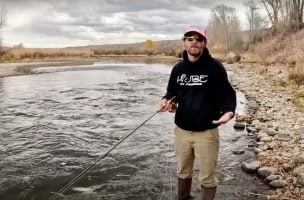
[1,0,251,48]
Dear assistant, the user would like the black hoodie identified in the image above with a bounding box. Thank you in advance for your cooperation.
[163,48,236,131]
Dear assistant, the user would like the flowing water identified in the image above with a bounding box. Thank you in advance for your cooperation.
[0,63,269,200]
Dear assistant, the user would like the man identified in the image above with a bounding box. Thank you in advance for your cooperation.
[159,26,236,200]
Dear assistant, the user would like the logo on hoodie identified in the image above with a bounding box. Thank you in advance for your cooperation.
[177,74,208,86]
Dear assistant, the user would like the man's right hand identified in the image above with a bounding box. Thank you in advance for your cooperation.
[159,99,177,112]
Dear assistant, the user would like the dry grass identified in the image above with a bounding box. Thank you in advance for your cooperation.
[257,65,267,75]
[244,29,304,65]
[288,62,304,87]
[292,92,304,111]
[0,47,94,62]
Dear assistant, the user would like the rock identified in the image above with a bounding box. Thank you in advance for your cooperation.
[247,132,256,138]
[257,152,269,158]
[293,165,304,176]
[266,130,279,136]
[260,136,273,142]
[234,122,246,130]
[269,180,287,188]
[276,134,292,141]
[232,150,245,155]
[257,132,268,140]
[265,175,281,183]
[248,141,256,147]
[283,163,293,172]
[282,152,293,158]
[241,161,261,173]
[293,155,304,165]
[260,145,269,151]
[253,148,262,154]
[236,114,252,123]
[267,142,277,150]
[246,126,257,133]
[297,173,304,186]
[258,166,278,178]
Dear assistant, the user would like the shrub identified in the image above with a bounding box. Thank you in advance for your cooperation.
[288,62,304,87]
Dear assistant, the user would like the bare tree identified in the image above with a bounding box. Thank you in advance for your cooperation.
[244,0,267,43]
[0,5,7,54]
[290,0,304,30]
[261,0,282,34]
[207,4,242,52]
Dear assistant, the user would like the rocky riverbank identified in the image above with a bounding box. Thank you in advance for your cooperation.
[227,63,304,200]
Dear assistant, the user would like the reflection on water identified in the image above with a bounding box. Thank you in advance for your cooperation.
[0,63,268,200]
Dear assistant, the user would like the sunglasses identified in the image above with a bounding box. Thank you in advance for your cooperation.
[183,35,205,42]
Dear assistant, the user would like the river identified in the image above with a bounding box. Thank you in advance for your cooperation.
[0,62,269,200]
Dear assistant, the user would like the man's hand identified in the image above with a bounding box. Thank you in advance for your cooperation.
[212,112,234,125]
[168,101,177,113]
[159,99,177,112]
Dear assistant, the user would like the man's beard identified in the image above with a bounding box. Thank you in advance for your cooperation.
[188,51,202,57]
[188,46,202,57]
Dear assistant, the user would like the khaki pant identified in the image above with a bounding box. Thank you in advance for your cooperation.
[174,126,219,188]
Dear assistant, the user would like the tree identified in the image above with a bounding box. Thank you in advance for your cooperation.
[207,4,242,52]
[144,39,155,56]
[285,0,304,31]
[244,0,267,44]
[0,5,7,54]
[261,0,282,34]
[261,0,303,33]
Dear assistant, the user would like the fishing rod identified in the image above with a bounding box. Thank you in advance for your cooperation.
[48,96,176,200]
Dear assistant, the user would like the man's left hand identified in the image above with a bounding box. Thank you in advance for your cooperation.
[212,112,234,125]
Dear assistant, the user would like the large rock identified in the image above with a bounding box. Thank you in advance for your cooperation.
[276,133,292,141]
[269,180,288,188]
[265,174,281,183]
[258,166,278,178]
[241,161,261,173]
[260,136,273,142]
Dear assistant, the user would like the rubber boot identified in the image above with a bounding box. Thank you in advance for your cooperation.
[201,185,217,200]
[177,177,192,200]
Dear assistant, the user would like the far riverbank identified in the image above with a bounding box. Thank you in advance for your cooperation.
[0,56,178,78]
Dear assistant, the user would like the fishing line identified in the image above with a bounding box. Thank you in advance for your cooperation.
[48,96,176,200]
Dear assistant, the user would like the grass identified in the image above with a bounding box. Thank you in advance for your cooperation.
[292,92,304,111]
[288,62,304,87]
[257,65,267,75]
[0,47,94,62]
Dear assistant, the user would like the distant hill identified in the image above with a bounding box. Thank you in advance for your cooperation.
[65,39,183,56]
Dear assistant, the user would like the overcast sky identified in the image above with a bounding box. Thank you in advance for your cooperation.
[1,0,251,48]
